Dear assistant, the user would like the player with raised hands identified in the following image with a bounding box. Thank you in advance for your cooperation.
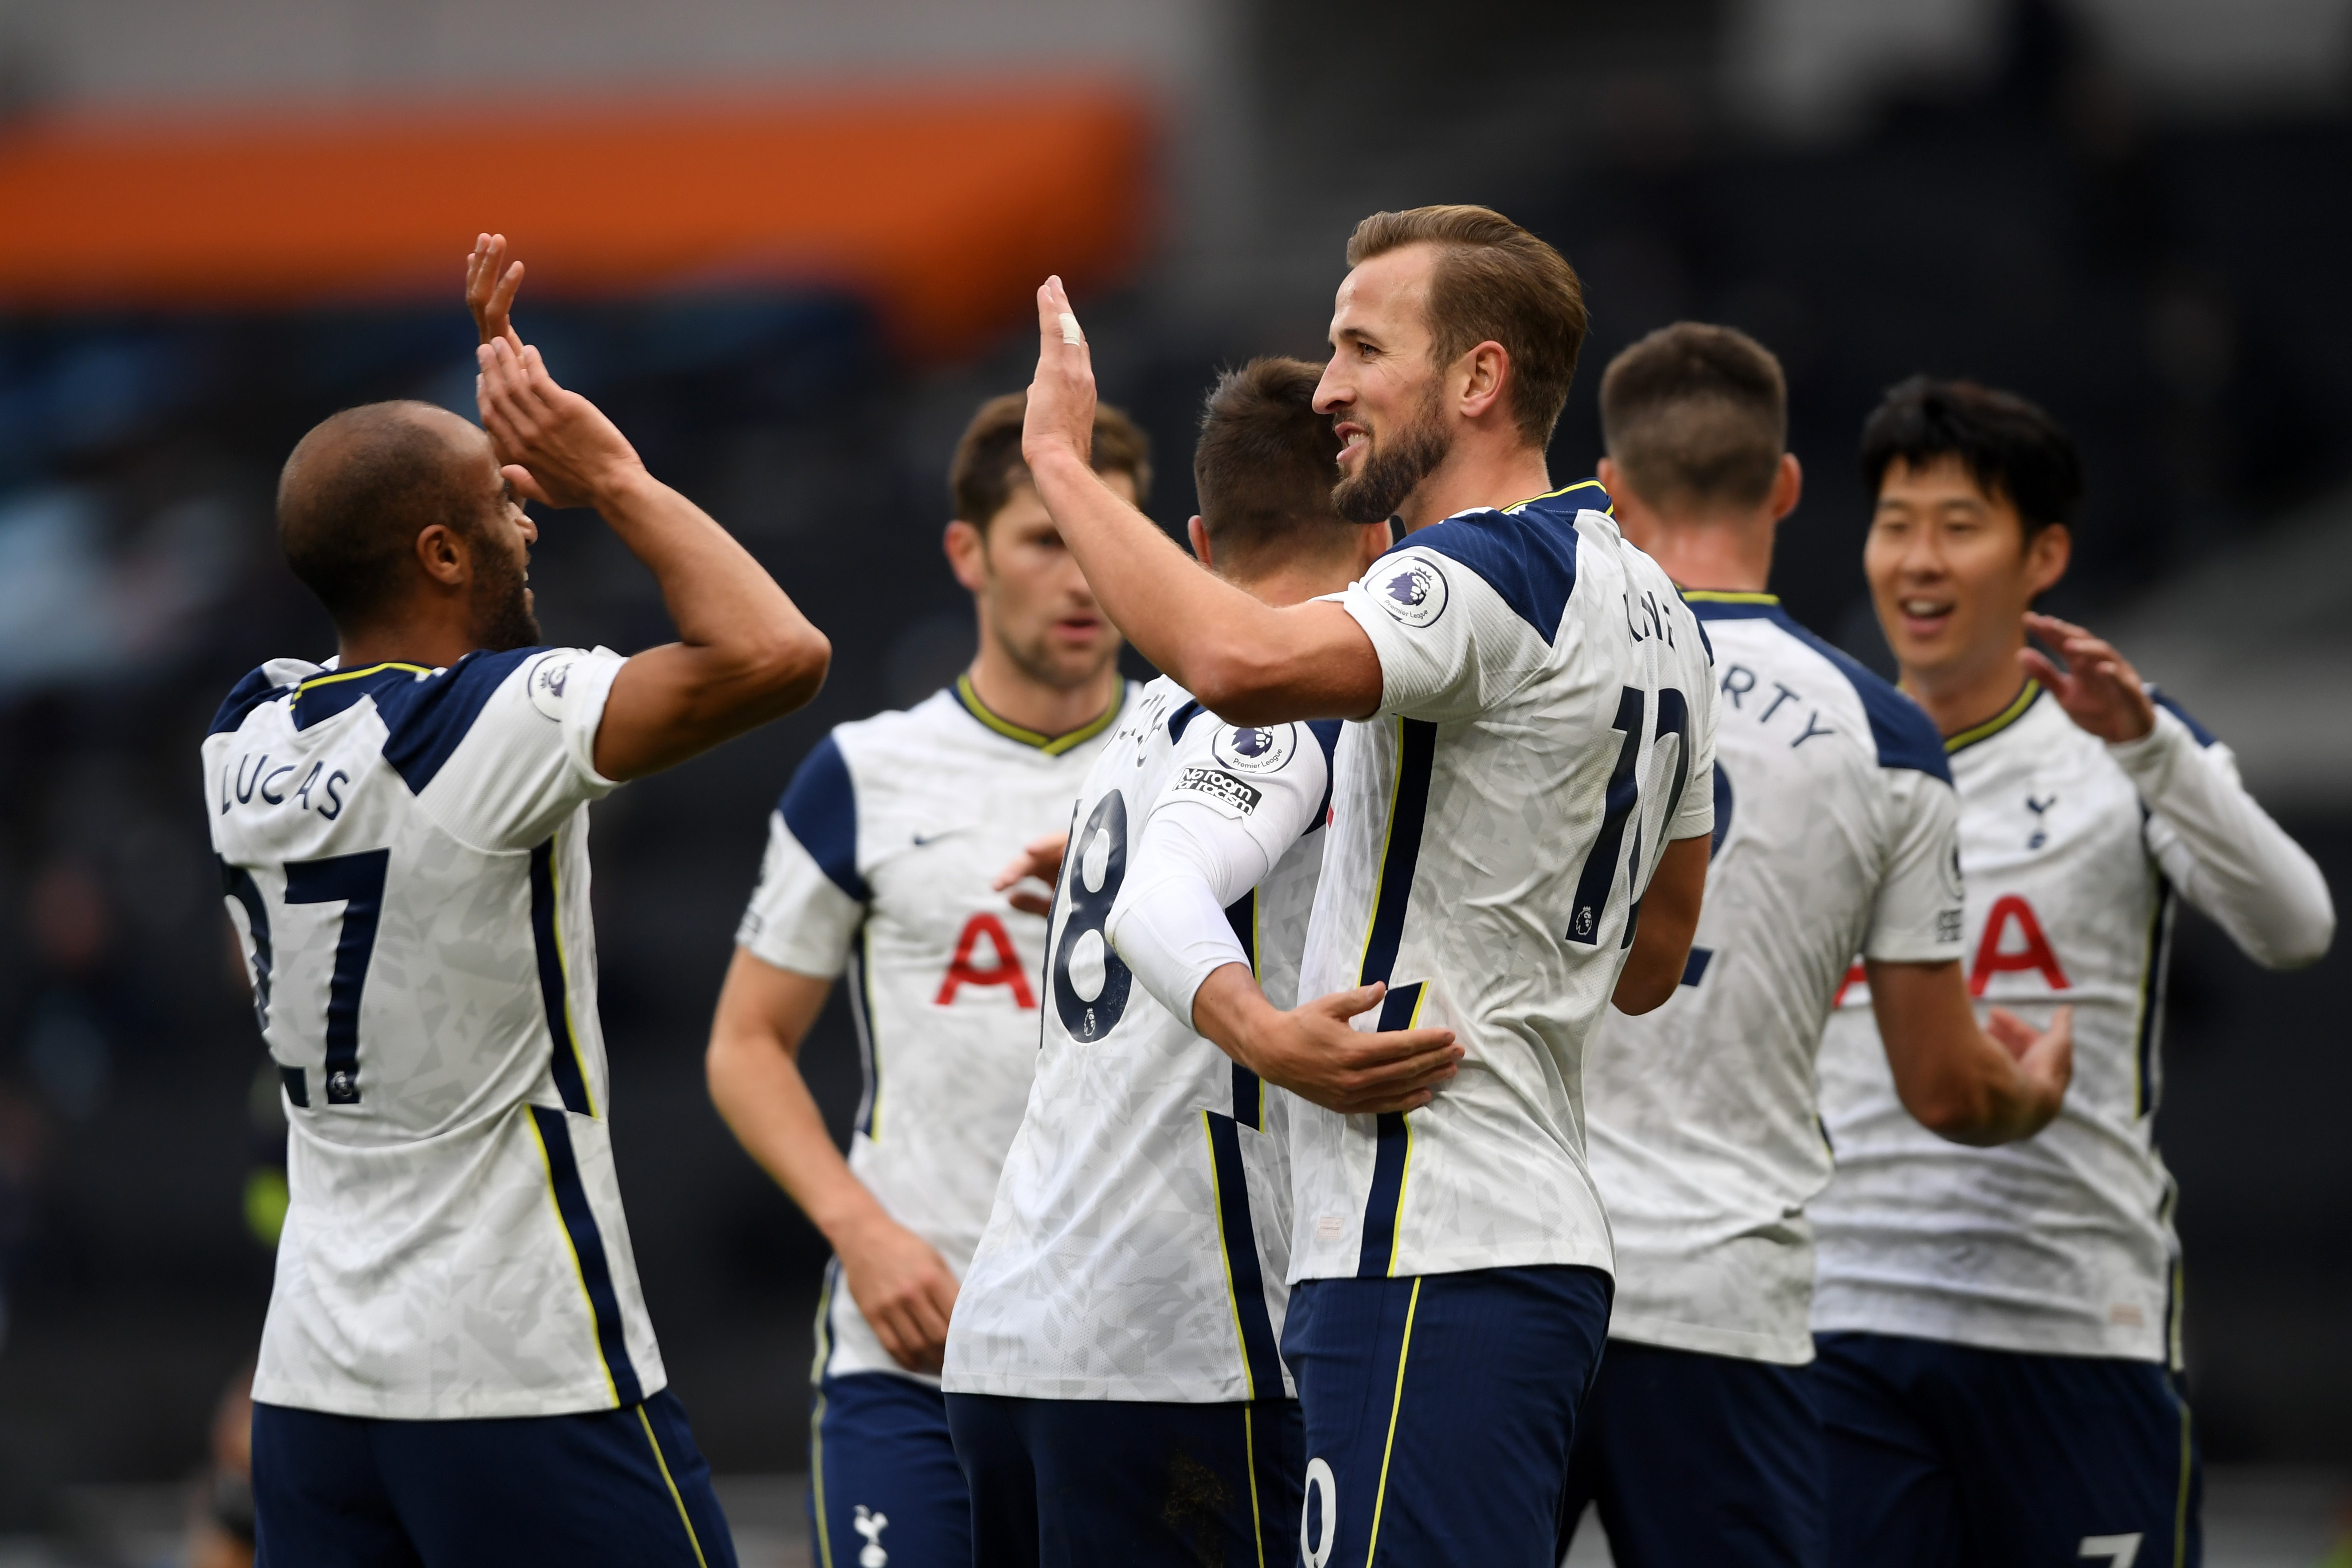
[1812,377,2335,1568]
[1563,324,2073,1568]
[943,356,1405,1567]
[1017,205,1719,1567]
[211,250,829,1564]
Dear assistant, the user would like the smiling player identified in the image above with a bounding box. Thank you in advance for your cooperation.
[1812,378,2335,1568]
[1013,205,1720,1566]
[703,392,1147,1568]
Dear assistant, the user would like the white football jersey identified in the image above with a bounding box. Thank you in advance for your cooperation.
[945,676,1335,1402]
[206,647,660,1419]
[1815,684,2335,1364]
[737,676,1128,1385]
[1582,595,1961,1365]
[1290,481,1721,1283]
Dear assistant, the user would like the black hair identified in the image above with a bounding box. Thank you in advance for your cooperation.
[277,401,485,629]
[1860,376,2083,536]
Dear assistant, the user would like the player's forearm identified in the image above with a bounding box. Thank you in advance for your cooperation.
[1612,835,1710,1015]
[705,1024,886,1243]
[1029,449,1369,723]
[2119,714,2335,969]
[1869,961,2060,1145]
[595,466,831,707]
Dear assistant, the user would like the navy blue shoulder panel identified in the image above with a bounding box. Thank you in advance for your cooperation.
[1168,698,1206,743]
[1774,610,1951,782]
[209,667,293,736]
[375,647,544,794]
[1398,497,1584,645]
[779,732,869,903]
[2150,688,2217,748]
[1305,718,1343,829]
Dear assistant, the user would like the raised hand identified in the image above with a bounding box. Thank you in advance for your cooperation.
[465,232,526,352]
[1021,275,1099,477]
[993,832,1069,918]
[1985,1003,2074,1137]
[475,336,642,511]
[2020,612,2156,744]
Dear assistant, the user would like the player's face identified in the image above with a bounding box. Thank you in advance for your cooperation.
[459,429,542,652]
[1865,454,2068,688]
[1318,246,1455,525]
[974,475,1131,690]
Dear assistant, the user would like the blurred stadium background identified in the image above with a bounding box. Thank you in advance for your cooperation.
[0,0,2346,1561]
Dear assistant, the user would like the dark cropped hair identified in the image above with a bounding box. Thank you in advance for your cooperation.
[949,391,1150,531]
[277,401,484,630]
[1860,376,2083,536]
[1192,357,1355,570]
[1600,323,1787,509]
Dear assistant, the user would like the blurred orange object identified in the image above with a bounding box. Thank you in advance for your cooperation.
[0,84,1153,355]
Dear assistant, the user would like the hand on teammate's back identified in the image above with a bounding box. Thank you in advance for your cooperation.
[1192,969,1464,1116]
[834,1210,962,1376]
[992,833,1068,917]
[1984,1003,2075,1134]
[476,336,645,511]
[2020,612,2157,744]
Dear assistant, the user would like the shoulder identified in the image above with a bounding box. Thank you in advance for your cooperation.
[1381,478,1613,645]
[207,657,319,737]
[1768,610,1950,783]
[2149,686,2218,747]
[374,647,549,792]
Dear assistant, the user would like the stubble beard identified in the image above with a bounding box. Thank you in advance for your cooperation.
[1332,385,1453,526]
[469,535,543,653]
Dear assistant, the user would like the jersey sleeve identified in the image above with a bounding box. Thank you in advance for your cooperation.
[736,734,868,979]
[1863,769,1966,963]
[1106,718,1338,1023]
[1340,542,1533,723]
[418,646,628,851]
[2116,700,2334,970]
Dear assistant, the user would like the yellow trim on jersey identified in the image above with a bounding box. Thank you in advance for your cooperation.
[523,1111,624,1408]
[1355,719,1410,976]
[1503,477,1612,515]
[810,1384,837,1568]
[293,661,432,697]
[2171,1388,2194,1568]
[1242,1404,1268,1568]
[1364,1276,1424,1566]
[1203,1110,1260,1401]
[1385,990,1426,1279]
[953,672,1125,755]
[1679,590,1780,605]
[1942,680,2041,754]
[546,833,598,1119]
[637,1405,713,1568]
[2129,890,2167,1120]
[857,925,884,1142]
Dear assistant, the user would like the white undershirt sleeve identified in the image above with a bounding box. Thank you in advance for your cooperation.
[2114,705,2336,970]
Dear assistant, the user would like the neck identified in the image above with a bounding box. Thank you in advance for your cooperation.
[336,615,480,673]
[1225,556,1361,610]
[1398,436,1554,533]
[1622,510,1776,594]
[965,635,1121,739]
[1900,631,2033,739]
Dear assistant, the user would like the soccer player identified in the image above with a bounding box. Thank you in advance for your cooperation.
[1563,325,2075,1567]
[1811,377,2336,1568]
[209,319,831,1557]
[702,392,1149,1568]
[1016,205,1721,1565]
[942,358,1405,1566]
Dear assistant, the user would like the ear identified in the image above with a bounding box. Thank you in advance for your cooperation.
[2024,522,2071,598]
[1769,453,1803,523]
[1596,455,1621,495]
[1453,340,1511,423]
[1186,516,1212,567]
[943,519,988,593]
[414,523,469,590]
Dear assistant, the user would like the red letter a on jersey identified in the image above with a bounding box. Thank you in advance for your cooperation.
[1968,894,2070,997]
[936,912,1037,1009]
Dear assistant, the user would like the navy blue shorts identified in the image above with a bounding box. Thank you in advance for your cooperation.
[1815,1332,2202,1568]
[251,1387,734,1568]
[810,1371,970,1568]
[944,1391,1301,1568]
[1559,1338,1823,1567]
[1282,1264,1610,1568]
